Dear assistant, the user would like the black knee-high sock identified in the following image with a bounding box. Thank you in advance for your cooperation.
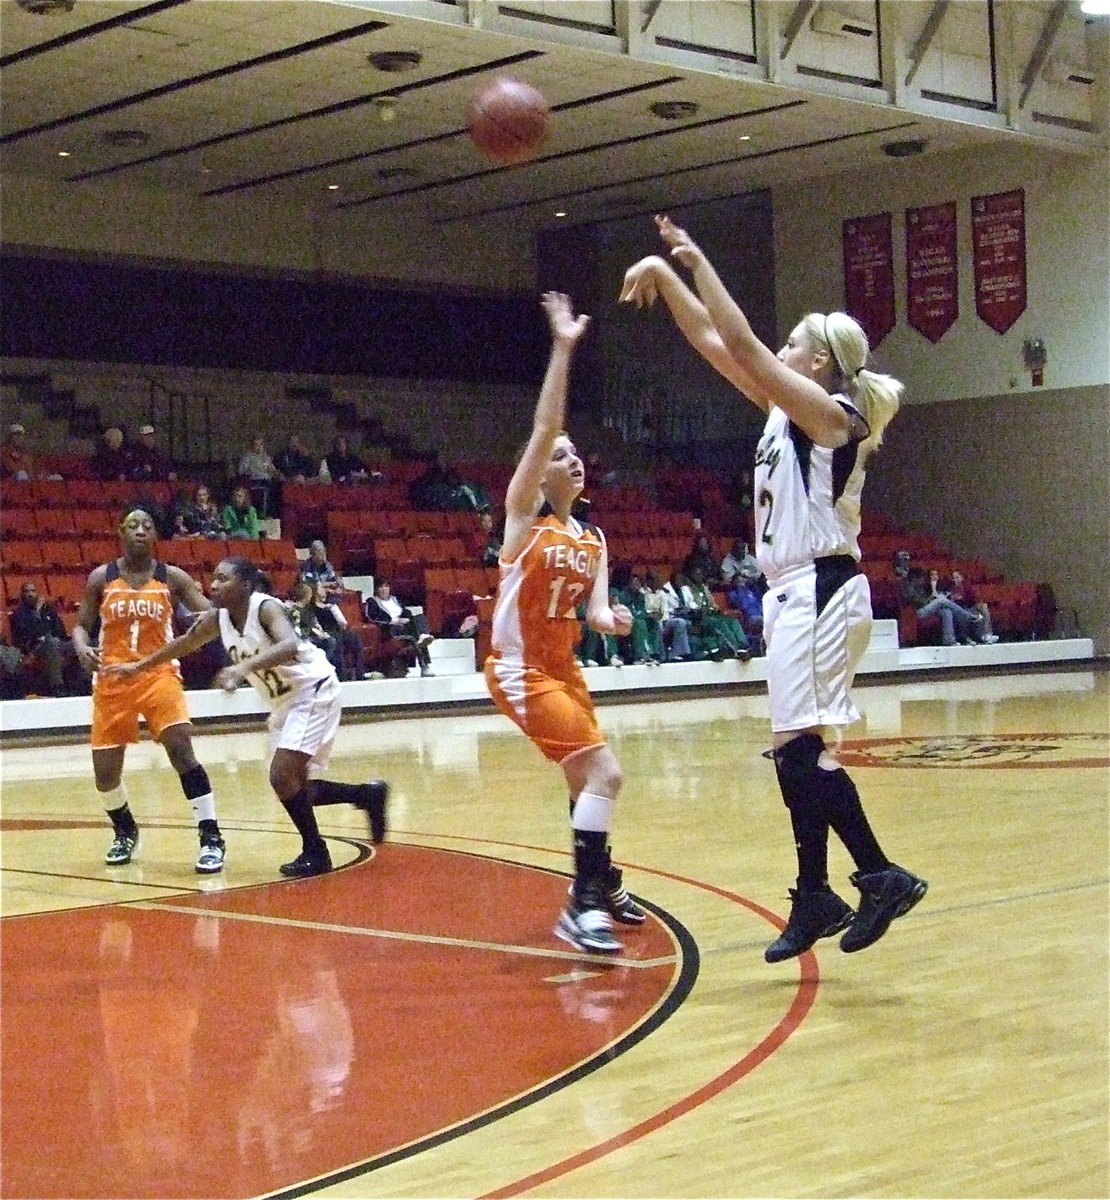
[309,779,363,806]
[773,734,830,892]
[280,788,326,852]
[813,766,888,874]
[787,804,830,891]
[572,830,609,897]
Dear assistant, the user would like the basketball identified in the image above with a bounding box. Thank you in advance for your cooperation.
[467,77,550,165]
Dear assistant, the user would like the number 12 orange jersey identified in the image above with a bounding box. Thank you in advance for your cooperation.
[98,560,179,674]
[490,513,604,674]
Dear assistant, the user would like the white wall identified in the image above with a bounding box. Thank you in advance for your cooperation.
[772,143,1110,402]
[0,172,536,295]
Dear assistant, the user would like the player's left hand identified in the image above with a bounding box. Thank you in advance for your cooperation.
[655,214,703,270]
[213,667,244,693]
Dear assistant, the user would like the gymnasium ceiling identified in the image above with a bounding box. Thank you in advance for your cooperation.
[0,0,1105,235]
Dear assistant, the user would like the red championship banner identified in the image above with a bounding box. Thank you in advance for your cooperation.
[906,201,958,343]
[842,212,895,348]
[971,188,1026,334]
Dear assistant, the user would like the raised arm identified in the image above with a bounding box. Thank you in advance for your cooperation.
[619,254,757,403]
[652,215,853,447]
[501,293,590,558]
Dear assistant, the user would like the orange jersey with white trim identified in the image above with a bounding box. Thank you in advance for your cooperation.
[98,562,179,673]
[490,513,604,674]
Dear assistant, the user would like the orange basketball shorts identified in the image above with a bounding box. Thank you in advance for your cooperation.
[91,668,192,748]
[484,655,605,764]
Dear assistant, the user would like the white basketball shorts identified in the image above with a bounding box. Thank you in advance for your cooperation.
[762,560,872,734]
[268,675,343,772]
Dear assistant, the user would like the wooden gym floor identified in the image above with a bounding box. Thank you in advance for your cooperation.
[1,666,1107,1199]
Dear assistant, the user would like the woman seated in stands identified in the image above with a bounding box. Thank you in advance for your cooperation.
[222,484,261,541]
[364,580,434,677]
[172,484,223,539]
[901,566,984,646]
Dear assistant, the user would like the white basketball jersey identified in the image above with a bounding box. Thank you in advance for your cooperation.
[219,591,335,708]
[753,397,868,582]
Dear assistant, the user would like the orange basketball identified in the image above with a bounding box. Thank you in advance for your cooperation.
[467,77,551,165]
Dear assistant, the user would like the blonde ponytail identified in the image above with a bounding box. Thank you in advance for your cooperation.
[802,311,903,451]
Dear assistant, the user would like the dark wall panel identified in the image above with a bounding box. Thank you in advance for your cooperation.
[0,254,547,384]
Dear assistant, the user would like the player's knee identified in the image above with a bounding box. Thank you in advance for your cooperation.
[587,752,622,798]
[772,732,825,810]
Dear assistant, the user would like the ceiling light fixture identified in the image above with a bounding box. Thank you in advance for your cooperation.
[366,50,422,72]
[16,0,75,13]
[327,184,339,191]
[101,129,150,148]
[882,138,928,158]
[649,100,699,121]
[57,149,70,157]
[555,210,567,218]
[373,96,397,123]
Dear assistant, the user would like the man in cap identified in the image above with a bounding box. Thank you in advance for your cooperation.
[127,423,178,483]
[1,423,37,481]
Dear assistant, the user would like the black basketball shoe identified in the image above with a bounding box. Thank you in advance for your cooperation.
[764,887,855,963]
[279,847,334,878]
[840,864,928,953]
[354,780,389,844]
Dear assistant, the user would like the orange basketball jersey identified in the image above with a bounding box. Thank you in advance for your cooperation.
[490,513,604,674]
[98,560,179,674]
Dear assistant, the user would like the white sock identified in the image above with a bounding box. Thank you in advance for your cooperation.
[571,791,612,834]
[100,782,129,814]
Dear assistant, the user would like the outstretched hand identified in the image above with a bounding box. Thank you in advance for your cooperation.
[655,213,704,271]
[618,256,664,308]
[541,291,590,344]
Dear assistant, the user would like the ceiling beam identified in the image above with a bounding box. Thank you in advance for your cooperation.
[780,0,818,60]
[1019,0,1068,109]
[904,0,950,88]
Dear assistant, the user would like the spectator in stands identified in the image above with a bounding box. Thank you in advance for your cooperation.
[892,548,912,581]
[408,453,489,512]
[9,581,78,696]
[364,580,434,676]
[298,540,344,599]
[929,568,991,645]
[475,509,503,567]
[237,433,282,518]
[221,484,261,541]
[127,424,178,483]
[287,580,341,672]
[720,538,760,586]
[644,570,692,662]
[274,434,320,484]
[90,427,133,481]
[946,569,999,643]
[320,435,370,485]
[725,572,765,648]
[171,484,223,539]
[680,567,752,660]
[2,423,33,480]
[0,631,24,699]
[309,583,366,681]
[901,565,982,646]
[618,570,664,664]
[682,533,722,586]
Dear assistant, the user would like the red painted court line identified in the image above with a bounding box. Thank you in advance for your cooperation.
[435,852,821,1200]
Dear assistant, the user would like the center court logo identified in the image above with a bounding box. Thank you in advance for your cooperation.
[837,732,1109,768]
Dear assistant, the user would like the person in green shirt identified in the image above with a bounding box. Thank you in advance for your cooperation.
[222,484,260,540]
